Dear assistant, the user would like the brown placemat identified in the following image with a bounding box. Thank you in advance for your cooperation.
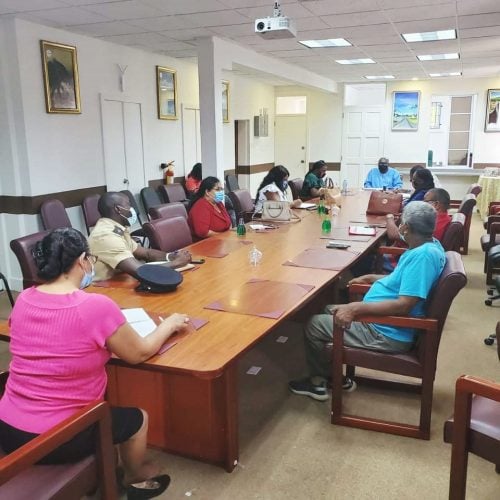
[204,279,314,319]
[283,247,359,271]
[189,238,253,258]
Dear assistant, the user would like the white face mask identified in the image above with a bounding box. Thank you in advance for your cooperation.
[118,206,137,226]
[79,262,95,289]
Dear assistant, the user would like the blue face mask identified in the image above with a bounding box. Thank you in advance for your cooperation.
[214,191,225,203]
[119,206,137,226]
[282,180,288,191]
[79,262,95,289]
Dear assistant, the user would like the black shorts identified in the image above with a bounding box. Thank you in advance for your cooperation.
[0,406,143,464]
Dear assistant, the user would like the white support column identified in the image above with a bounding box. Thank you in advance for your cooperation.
[197,37,225,181]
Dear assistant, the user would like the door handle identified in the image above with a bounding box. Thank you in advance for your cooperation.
[123,178,129,184]
[300,160,304,163]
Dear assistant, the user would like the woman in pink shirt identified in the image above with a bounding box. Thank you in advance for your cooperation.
[0,228,188,499]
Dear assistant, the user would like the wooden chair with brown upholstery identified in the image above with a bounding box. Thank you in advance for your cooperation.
[457,194,477,255]
[228,189,255,223]
[142,216,193,253]
[481,214,500,284]
[149,202,187,221]
[157,184,189,209]
[81,194,101,235]
[10,231,50,289]
[441,212,465,253]
[225,174,240,193]
[444,327,500,499]
[331,251,467,439]
[288,178,304,201]
[468,183,482,197]
[0,371,117,499]
[40,199,72,230]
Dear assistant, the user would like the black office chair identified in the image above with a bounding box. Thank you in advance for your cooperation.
[483,245,500,346]
[140,187,163,219]
[225,174,240,192]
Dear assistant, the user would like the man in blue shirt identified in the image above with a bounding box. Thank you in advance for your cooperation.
[364,157,403,190]
[289,201,446,400]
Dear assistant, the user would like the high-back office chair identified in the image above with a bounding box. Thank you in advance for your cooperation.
[40,199,72,230]
[157,184,189,208]
[0,372,117,500]
[441,212,466,253]
[467,183,482,197]
[142,216,192,253]
[225,174,240,193]
[10,231,50,289]
[81,194,101,235]
[484,244,500,308]
[149,202,187,221]
[480,215,500,284]
[288,178,303,201]
[140,187,163,218]
[0,271,14,307]
[331,251,467,439]
[457,194,477,255]
[444,330,500,500]
[228,189,255,223]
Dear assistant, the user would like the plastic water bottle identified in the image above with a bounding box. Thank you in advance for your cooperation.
[236,217,246,236]
[342,179,348,196]
[248,245,263,266]
[317,197,325,215]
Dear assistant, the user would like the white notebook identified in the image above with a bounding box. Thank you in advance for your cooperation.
[122,308,156,338]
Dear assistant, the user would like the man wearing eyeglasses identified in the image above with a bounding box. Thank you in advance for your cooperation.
[89,192,191,281]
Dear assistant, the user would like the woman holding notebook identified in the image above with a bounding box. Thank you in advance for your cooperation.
[0,228,188,499]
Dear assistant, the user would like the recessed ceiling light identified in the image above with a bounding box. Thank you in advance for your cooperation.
[429,72,462,77]
[299,38,352,48]
[365,75,395,80]
[417,53,459,61]
[402,29,456,43]
[411,77,419,81]
[336,58,375,65]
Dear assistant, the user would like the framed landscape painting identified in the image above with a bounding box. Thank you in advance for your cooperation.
[157,66,177,120]
[485,89,500,132]
[40,40,81,114]
[392,91,420,131]
[222,80,229,123]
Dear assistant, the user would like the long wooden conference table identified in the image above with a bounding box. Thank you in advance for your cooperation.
[1,190,387,472]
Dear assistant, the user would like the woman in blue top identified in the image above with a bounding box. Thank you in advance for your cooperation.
[289,201,446,400]
[405,168,435,205]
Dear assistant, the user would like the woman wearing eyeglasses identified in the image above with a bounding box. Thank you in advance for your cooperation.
[187,176,232,239]
[0,228,188,499]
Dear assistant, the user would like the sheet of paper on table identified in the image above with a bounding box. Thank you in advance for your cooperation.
[298,202,316,209]
[122,308,156,338]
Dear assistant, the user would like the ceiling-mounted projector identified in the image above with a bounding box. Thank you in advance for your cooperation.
[255,1,297,39]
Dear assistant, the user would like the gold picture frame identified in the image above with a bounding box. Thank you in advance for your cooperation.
[485,89,500,132]
[222,80,229,123]
[40,40,81,114]
[157,66,178,120]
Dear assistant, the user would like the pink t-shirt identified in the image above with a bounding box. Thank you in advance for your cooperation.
[0,287,125,433]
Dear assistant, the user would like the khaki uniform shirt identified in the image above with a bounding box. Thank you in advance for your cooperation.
[89,218,138,281]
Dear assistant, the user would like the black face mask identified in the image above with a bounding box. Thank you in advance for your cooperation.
[378,164,389,174]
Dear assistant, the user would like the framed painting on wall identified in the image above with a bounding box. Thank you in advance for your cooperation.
[485,89,500,132]
[40,40,81,114]
[157,66,177,120]
[391,91,420,131]
[222,80,229,123]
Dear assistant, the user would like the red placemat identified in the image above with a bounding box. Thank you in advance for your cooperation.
[204,279,314,319]
[153,316,209,355]
[283,247,359,271]
[189,238,253,258]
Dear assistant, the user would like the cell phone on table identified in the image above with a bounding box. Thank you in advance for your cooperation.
[191,258,205,264]
[326,242,350,249]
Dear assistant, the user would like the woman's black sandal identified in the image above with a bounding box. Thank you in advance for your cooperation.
[126,474,171,500]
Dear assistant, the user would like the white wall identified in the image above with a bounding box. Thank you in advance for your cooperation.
[384,77,500,165]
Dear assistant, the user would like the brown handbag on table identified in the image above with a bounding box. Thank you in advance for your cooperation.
[366,191,403,215]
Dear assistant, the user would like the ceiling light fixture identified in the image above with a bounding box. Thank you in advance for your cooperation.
[365,75,395,80]
[402,30,456,43]
[429,72,462,77]
[336,58,375,65]
[417,53,459,61]
[299,38,351,48]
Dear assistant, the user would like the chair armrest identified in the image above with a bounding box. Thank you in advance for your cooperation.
[0,400,110,485]
[455,375,500,402]
[355,315,439,332]
[377,246,407,256]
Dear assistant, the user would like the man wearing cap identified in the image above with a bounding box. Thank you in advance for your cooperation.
[364,157,403,190]
[89,192,191,281]
[300,160,328,200]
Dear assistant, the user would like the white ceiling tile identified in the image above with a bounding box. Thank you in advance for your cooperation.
[162,48,198,58]
[322,11,388,28]
[0,0,66,14]
[210,23,255,37]
[460,26,500,38]
[404,40,460,53]
[159,28,216,41]
[459,13,500,29]
[394,17,458,34]
[383,3,457,23]
[82,0,163,20]
[218,0,295,8]
[141,0,228,15]
[236,3,313,20]
[299,0,377,16]
[127,15,195,31]
[23,7,110,26]
[295,16,330,31]
[457,0,500,16]
[70,20,146,36]
[177,10,249,27]
[378,0,450,8]
[459,36,500,52]
[60,1,122,4]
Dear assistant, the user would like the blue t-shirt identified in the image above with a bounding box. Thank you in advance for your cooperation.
[363,239,446,343]
[364,167,403,189]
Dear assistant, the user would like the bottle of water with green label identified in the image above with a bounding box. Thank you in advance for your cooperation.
[237,217,246,236]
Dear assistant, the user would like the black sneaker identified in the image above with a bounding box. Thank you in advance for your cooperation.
[342,377,357,392]
[288,378,328,401]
